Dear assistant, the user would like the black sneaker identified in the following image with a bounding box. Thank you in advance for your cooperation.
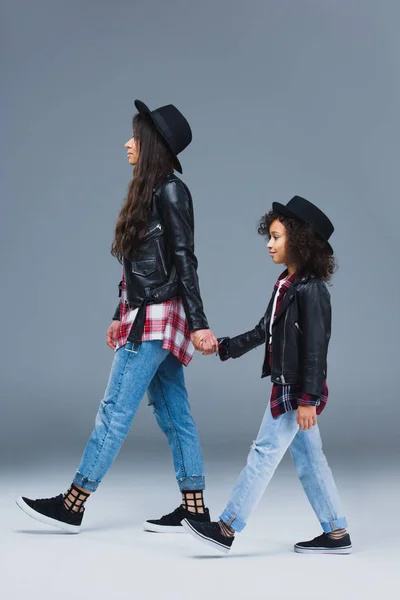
[295,532,352,554]
[144,505,211,533]
[16,494,83,533]
[182,519,234,554]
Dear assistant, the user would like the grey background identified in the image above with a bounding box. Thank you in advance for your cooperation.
[2,0,399,468]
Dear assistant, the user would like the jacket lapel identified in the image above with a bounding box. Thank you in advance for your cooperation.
[272,288,295,324]
[272,274,309,326]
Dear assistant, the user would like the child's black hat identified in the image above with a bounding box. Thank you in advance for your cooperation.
[273,196,334,254]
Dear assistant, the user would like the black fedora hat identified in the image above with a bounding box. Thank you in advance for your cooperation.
[134,99,192,173]
[272,196,334,254]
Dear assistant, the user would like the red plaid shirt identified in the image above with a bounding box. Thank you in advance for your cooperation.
[269,270,328,418]
[115,271,194,367]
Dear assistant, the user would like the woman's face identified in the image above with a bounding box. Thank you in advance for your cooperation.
[267,219,288,265]
[125,136,140,165]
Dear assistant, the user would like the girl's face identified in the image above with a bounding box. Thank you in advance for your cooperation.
[125,136,140,165]
[267,219,289,265]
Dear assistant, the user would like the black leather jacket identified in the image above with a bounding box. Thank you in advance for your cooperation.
[113,173,209,342]
[218,275,331,396]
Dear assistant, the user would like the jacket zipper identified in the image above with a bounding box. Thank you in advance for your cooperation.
[281,312,288,384]
[142,222,162,240]
[156,238,168,276]
[294,322,303,334]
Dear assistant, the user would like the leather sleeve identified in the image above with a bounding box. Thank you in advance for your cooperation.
[221,314,267,359]
[297,282,331,396]
[159,181,209,331]
[112,304,120,321]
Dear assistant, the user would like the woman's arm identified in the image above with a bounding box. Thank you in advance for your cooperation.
[158,181,209,332]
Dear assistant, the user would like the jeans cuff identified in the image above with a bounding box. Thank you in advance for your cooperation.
[178,475,205,492]
[73,472,100,493]
[321,516,348,533]
[219,509,246,532]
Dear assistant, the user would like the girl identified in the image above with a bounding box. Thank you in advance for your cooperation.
[183,196,352,554]
[16,99,218,533]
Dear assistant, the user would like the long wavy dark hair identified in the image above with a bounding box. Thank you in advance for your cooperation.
[258,211,337,281]
[111,113,176,262]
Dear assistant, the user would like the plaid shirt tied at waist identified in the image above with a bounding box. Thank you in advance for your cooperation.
[115,270,195,367]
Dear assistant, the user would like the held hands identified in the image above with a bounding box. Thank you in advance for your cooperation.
[190,329,218,355]
[106,320,120,350]
[297,405,317,430]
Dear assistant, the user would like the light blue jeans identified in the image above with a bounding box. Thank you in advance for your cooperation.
[220,404,347,533]
[73,341,205,492]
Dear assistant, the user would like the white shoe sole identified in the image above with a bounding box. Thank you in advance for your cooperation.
[15,497,81,534]
[143,522,186,533]
[181,519,231,554]
[295,545,352,554]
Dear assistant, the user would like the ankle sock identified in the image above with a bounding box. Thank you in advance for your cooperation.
[327,528,347,540]
[218,520,235,538]
[63,483,90,513]
[182,490,205,514]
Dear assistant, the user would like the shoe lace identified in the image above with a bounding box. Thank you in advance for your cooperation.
[35,494,63,503]
[160,505,184,520]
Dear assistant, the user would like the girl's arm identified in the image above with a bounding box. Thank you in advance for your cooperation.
[297,282,331,396]
[217,313,267,361]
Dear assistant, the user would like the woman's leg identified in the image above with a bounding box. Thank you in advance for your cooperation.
[143,352,209,532]
[73,341,169,492]
[147,352,205,492]
[16,341,170,531]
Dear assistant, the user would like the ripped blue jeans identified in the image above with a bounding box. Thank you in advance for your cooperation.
[73,341,205,492]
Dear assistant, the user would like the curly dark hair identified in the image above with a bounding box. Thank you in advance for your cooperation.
[258,211,337,281]
[111,113,176,262]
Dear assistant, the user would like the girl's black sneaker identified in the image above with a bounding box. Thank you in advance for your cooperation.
[182,519,234,553]
[295,532,352,554]
[144,505,210,533]
[16,494,82,533]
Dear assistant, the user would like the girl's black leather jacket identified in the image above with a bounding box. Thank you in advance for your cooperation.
[218,276,331,396]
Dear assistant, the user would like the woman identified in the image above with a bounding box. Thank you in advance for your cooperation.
[184,196,352,554]
[16,99,218,533]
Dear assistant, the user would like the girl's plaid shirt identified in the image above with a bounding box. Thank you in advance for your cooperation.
[269,271,328,418]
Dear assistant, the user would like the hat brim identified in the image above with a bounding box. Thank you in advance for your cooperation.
[134,99,183,173]
[272,202,334,255]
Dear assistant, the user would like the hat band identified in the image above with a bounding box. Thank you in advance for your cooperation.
[152,112,175,147]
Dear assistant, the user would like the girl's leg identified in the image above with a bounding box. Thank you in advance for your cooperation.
[289,425,348,533]
[219,406,299,533]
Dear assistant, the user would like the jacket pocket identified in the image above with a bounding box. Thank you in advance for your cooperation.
[131,259,157,277]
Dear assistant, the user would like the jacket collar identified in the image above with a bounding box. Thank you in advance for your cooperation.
[272,272,311,323]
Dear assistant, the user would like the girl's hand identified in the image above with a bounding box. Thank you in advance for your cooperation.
[106,320,120,350]
[297,406,317,430]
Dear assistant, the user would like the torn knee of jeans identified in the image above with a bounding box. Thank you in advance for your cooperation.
[147,398,156,413]
[251,441,275,455]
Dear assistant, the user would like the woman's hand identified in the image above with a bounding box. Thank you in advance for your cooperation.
[190,329,218,355]
[106,320,120,350]
[297,405,317,430]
